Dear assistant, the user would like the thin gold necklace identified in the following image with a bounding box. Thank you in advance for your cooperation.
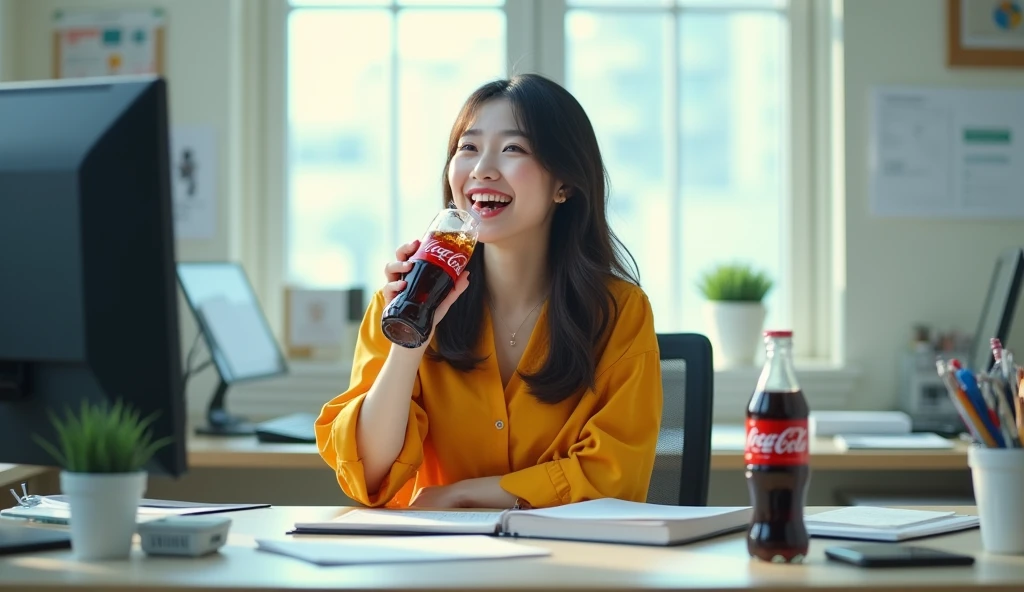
[488,296,545,347]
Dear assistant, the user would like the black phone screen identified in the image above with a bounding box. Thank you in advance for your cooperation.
[825,544,975,568]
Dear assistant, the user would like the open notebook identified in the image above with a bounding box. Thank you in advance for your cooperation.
[806,507,979,542]
[290,498,753,546]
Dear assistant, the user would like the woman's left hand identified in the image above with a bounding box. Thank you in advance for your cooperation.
[409,484,468,508]
[409,477,518,509]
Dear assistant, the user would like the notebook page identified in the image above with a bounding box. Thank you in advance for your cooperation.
[805,507,955,529]
[332,510,504,527]
[517,499,750,522]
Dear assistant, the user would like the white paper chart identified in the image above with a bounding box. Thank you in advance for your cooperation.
[870,86,1024,219]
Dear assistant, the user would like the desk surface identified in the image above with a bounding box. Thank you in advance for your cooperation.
[0,505,1018,592]
[187,426,973,472]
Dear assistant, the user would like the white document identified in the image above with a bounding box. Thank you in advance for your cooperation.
[807,507,955,529]
[806,507,979,542]
[171,125,218,240]
[870,86,1024,219]
[255,535,549,566]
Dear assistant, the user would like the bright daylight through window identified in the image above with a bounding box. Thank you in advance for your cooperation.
[285,0,791,335]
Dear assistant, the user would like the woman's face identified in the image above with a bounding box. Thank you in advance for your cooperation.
[448,98,561,245]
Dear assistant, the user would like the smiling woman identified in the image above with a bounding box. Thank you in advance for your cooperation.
[313,74,665,512]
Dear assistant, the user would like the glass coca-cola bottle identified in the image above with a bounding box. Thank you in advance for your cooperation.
[381,207,480,348]
[744,330,810,563]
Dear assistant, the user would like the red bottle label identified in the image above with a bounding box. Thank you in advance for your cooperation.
[410,233,471,283]
[744,418,809,466]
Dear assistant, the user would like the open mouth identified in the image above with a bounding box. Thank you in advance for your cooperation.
[470,193,513,213]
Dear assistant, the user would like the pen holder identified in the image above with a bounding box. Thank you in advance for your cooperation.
[968,446,1024,554]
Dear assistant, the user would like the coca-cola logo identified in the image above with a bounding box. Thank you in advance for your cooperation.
[419,239,469,275]
[744,418,809,466]
[745,426,808,456]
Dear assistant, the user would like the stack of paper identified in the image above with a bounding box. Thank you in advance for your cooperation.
[833,433,955,451]
[806,507,979,541]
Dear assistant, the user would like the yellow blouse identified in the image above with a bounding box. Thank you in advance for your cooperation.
[313,278,663,509]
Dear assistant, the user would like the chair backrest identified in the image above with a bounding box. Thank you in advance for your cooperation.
[646,333,714,507]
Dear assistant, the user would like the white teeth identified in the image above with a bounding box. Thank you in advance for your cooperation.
[471,193,512,204]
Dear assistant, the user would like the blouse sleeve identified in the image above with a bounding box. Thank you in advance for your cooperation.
[313,290,429,507]
[499,291,662,508]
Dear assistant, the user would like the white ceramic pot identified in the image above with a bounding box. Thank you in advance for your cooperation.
[60,470,146,561]
[703,301,766,368]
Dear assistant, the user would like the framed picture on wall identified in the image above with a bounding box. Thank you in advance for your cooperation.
[948,0,1024,67]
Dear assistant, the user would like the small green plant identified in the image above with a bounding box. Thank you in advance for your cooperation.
[697,263,774,302]
[33,400,172,473]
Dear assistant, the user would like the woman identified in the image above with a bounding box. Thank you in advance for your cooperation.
[314,73,663,510]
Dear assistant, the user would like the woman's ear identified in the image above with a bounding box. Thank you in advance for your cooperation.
[554,185,569,204]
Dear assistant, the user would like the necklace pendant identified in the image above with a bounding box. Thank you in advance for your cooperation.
[510,339,516,346]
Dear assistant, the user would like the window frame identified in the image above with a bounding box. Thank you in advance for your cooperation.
[259,0,841,369]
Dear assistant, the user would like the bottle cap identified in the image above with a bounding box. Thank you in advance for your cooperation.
[764,330,793,338]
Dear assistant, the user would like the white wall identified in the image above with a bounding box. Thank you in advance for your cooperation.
[843,0,1024,410]
[0,0,12,81]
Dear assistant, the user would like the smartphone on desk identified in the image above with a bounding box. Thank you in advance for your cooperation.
[825,544,975,568]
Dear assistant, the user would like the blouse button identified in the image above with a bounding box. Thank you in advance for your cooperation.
[495,420,505,430]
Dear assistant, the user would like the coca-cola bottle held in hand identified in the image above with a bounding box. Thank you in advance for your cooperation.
[744,330,810,564]
[381,207,480,348]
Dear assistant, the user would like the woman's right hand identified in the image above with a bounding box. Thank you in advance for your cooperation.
[383,240,420,305]
[383,240,472,331]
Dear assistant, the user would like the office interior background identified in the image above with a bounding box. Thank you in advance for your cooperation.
[2,0,1023,505]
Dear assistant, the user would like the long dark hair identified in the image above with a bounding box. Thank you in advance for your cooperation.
[430,74,639,404]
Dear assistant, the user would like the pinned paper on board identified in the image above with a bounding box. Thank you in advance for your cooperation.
[171,126,218,240]
[52,8,165,79]
[870,86,1024,219]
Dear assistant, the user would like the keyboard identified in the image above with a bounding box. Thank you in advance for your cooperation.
[254,412,318,444]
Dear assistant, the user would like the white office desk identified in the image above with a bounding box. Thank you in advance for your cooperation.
[0,505,1020,592]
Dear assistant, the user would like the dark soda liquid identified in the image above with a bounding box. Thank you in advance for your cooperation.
[746,388,810,564]
[381,260,454,348]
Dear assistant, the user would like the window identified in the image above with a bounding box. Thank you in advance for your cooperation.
[563,0,790,333]
[285,0,507,294]
[278,0,819,353]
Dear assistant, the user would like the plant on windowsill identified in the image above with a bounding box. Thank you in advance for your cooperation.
[697,263,774,368]
[33,400,171,561]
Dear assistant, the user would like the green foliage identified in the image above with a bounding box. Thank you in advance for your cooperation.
[697,263,774,302]
[32,400,171,473]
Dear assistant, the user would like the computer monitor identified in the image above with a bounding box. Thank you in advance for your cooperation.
[970,247,1024,373]
[0,76,187,476]
[177,261,289,436]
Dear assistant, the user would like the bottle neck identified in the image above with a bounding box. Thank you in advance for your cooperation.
[757,337,801,392]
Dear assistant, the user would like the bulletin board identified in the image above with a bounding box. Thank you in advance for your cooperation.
[52,8,165,79]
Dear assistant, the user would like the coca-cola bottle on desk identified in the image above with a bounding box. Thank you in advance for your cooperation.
[744,330,810,564]
[381,207,480,348]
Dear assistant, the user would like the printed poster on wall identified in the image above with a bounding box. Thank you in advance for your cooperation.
[52,8,165,79]
[171,126,218,241]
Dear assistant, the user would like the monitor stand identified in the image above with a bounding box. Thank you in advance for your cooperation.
[195,378,255,436]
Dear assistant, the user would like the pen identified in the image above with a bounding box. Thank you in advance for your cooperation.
[986,376,1020,447]
[956,366,1006,448]
[936,359,990,446]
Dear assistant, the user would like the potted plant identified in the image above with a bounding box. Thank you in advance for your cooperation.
[697,263,774,368]
[33,400,171,561]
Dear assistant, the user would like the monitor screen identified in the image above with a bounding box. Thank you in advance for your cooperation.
[177,262,287,383]
[970,247,1024,372]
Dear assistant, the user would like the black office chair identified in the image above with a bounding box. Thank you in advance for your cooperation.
[646,333,714,507]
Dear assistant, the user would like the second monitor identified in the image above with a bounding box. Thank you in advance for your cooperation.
[177,262,289,436]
